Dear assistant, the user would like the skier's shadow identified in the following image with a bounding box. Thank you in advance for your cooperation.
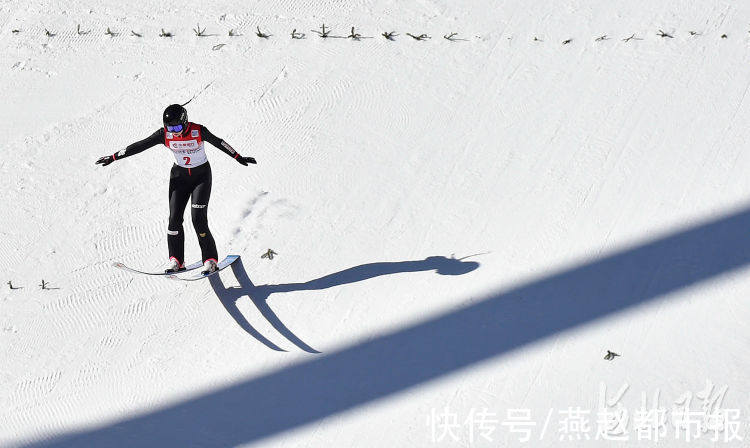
[208,256,480,353]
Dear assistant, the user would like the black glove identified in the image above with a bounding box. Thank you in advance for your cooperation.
[236,155,256,166]
[96,155,115,166]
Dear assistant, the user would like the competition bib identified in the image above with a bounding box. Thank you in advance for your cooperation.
[165,124,208,167]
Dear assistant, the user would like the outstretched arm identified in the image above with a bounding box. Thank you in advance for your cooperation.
[201,126,257,166]
[95,129,164,166]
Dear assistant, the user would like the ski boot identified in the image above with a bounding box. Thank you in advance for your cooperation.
[165,257,185,273]
[201,258,218,275]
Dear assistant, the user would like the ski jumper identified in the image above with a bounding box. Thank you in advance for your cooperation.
[113,123,241,265]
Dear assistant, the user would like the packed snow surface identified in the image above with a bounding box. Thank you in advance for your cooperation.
[3,0,750,446]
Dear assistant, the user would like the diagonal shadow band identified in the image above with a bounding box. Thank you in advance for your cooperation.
[208,256,480,353]
[31,206,750,447]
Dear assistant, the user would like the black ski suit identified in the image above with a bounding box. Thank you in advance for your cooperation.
[107,123,244,265]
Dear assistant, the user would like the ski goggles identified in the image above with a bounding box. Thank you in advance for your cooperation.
[166,124,185,133]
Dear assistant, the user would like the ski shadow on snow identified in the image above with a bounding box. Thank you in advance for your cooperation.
[28,206,750,448]
[208,255,481,353]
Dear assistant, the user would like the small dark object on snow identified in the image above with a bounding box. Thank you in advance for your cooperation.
[261,249,278,260]
[407,33,430,41]
[312,24,331,38]
[622,34,643,42]
[382,31,397,41]
[604,350,620,361]
[193,23,209,37]
[657,29,674,38]
[348,27,363,40]
[444,32,468,42]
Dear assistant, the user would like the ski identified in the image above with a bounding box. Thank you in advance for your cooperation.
[113,259,204,276]
[167,255,240,281]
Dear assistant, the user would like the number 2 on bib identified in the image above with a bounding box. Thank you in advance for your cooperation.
[183,156,191,165]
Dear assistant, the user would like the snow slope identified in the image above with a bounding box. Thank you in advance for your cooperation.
[3,0,750,446]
